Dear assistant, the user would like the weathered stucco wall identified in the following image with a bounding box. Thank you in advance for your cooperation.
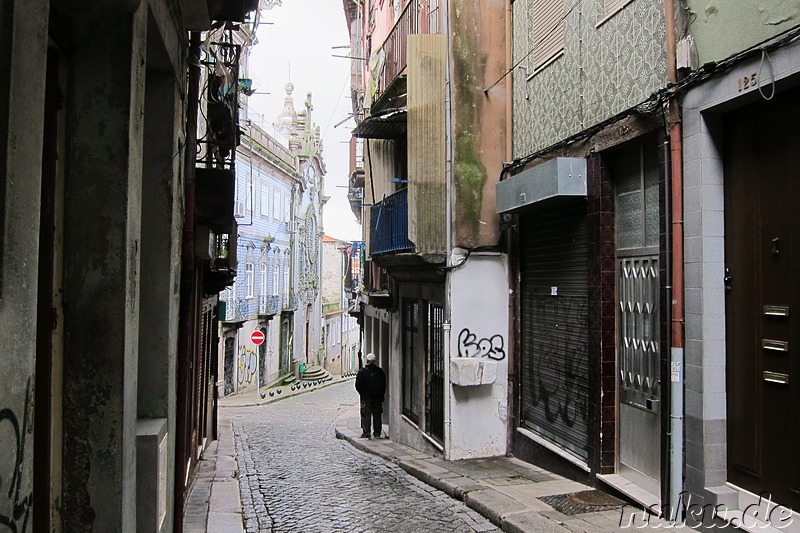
[686,0,798,65]
[450,0,507,248]
[448,255,509,459]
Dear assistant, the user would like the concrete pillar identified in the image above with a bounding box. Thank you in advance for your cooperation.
[0,1,49,530]
[61,8,147,531]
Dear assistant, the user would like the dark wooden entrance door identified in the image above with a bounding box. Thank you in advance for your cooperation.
[725,87,800,509]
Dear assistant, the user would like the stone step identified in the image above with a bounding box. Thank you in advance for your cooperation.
[300,365,332,382]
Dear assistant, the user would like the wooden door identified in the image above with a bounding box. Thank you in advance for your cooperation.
[725,87,800,509]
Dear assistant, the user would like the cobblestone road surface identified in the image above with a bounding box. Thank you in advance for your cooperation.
[227,380,500,533]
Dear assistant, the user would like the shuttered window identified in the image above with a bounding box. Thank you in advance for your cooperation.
[599,0,634,25]
[520,200,590,462]
[528,0,564,74]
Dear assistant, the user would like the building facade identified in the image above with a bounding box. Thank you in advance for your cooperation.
[321,236,362,375]
[504,0,670,510]
[678,2,800,527]
[346,0,800,528]
[0,0,261,530]
[343,0,511,460]
[219,85,326,395]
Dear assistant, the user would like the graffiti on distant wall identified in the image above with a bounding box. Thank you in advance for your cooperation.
[0,379,32,533]
[457,329,506,360]
[237,345,258,386]
[529,291,588,429]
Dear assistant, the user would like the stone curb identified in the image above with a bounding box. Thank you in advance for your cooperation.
[334,426,571,533]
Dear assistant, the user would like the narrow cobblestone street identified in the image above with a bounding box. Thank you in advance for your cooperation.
[226,380,500,532]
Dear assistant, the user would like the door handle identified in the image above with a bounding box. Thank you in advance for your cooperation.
[763,339,789,352]
[763,371,789,385]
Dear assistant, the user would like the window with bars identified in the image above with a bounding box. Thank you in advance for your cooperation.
[526,0,565,76]
[402,299,420,423]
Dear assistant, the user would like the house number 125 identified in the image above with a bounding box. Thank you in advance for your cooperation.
[738,73,758,92]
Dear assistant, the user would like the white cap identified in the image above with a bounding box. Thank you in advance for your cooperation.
[366,353,376,363]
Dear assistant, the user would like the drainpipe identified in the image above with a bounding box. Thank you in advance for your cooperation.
[664,0,685,520]
[443,0,453,460]
[504,0,514,455]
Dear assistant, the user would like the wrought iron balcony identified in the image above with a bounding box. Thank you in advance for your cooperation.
[373,0,441,102]
[282,293,298,311]
[370,188,414,255]
[257,295,282,316]
[221,298,250,322]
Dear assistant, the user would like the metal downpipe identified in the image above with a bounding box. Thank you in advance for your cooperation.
[665,0,685,519]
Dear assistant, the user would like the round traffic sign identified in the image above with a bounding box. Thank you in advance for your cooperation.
[251,331,265,345]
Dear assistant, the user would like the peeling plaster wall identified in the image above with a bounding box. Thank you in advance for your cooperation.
[448,255,509,459]
[686,0,799,65]
[449,0,507,248]
[0,1,49,529]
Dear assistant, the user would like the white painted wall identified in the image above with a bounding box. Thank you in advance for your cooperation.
[448,254,509,459]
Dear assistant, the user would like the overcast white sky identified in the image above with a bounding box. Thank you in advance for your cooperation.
[244,0,361,242]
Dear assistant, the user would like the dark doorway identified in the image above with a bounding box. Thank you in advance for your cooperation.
[724,86,800,509]
[224,337,235,396]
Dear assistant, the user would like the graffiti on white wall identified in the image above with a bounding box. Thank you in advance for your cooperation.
[0,379,32,532]
[237,345,258,386]
[457,328,506,360]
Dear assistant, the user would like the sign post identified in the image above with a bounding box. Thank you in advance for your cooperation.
[251,330,265,346]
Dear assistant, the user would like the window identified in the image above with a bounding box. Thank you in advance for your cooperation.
[245,177,253,213]
[259,263,267,295]
[599,0,634,24]
[527,0,564,75]
[402,299,421,423]
[245,263,254,298]
[272,262,280,296]
[272,187,280,220]
[260,181,269,217]
[283,255,290,300]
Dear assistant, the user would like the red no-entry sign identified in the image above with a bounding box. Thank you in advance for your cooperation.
[251,331,265,345]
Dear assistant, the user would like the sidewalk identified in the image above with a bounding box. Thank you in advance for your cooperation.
[335,416,641,533]
[188,377,674,532]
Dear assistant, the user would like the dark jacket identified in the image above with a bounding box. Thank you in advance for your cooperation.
[355,363,386,401]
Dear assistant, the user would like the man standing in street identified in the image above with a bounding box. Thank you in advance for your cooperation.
[355,353,386,439]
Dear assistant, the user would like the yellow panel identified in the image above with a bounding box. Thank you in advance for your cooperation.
[408,34,447,259]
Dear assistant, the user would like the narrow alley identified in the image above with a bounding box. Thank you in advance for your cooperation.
[227,381,500,532]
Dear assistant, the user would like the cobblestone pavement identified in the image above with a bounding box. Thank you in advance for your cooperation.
[226,380,500,533]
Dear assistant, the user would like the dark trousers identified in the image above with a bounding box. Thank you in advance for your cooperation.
[360,398,383,437]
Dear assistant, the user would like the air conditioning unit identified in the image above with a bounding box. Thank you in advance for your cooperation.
[287,221,298,234]
[234,201,245,218]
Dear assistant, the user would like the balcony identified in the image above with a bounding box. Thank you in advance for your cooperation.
[257,295,282,316]
[370,0,442,104]
[323,301,342,315]
[220,298,250,322]
[370,188,414,255]
[282,293,298,311]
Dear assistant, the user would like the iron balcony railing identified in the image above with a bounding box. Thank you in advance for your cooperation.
[370,188,415,255]
[221,298,250,322]
[258,294,282,315]
[283,293,298,311]
[372,0,441,101]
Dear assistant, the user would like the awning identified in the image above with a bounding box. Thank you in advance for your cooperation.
[496,157,587,214]
[352,108,407,139]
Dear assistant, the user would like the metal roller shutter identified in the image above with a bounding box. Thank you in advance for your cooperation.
[520,199,590,462]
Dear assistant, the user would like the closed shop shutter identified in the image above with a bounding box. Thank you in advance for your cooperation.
[520,199,590,462]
